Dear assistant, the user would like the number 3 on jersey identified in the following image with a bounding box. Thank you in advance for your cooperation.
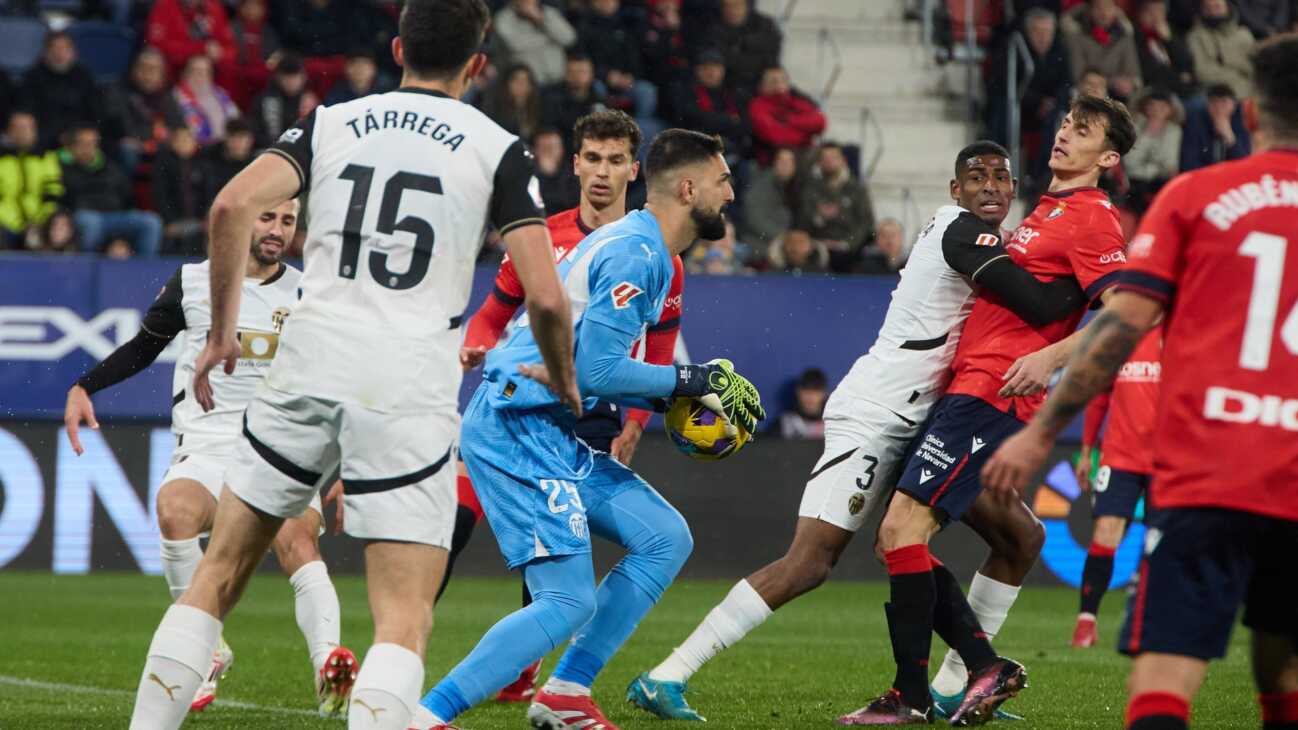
[337,163,443,290]
[1238,232,1298,371]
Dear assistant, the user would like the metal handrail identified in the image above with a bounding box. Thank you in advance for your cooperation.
[964,0,978,122]
[780,0,800,25]
[900,186,924,243]
[1006,30,1035,178]
[858,107,885,181]
[817,27,843,102]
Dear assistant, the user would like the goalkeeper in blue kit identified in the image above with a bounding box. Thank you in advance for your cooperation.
[411,129,764,730]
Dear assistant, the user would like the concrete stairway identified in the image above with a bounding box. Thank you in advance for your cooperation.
[757,0,977,235]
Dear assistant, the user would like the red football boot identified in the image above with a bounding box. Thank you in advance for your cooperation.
[496,659,542,703]
[527,689,621,729]
[1071,613,1098,648]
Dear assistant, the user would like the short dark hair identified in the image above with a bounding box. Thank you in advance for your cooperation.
[796,368,827,390]
[225,117,253,136]
[645,129,725,184]
[275,51,305,75]
[1069,95,1137,155]
[572,109,642,157]
[565,49,592,64]
[1252,33,1298,139]
[954,140,1011,176]
[399,0,490,79]
[1204,82,1236,100]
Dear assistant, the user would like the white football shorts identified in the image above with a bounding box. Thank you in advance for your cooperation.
[161,435,323,517]
[225,385,457,548]
[797,394,919,532]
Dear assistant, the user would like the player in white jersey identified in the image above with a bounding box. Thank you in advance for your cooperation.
[127,2,578,729]
[629,142,1087,721]
[64,199,356,716]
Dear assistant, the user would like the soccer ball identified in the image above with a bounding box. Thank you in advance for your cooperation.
[665,397,752,461]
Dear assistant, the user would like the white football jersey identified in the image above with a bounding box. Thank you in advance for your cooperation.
[142,260,303,442]
[832,205,1004,426]
[261,88,546,413]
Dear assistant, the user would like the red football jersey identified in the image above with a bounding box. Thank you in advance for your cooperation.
[1118,148,1298,521]
[948,187,1127,420]
[464,205,684,368]
[1084,328,1162,474]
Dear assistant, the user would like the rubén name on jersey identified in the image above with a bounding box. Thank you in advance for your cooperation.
[344,109,465,151]
[1203,174,1298,231]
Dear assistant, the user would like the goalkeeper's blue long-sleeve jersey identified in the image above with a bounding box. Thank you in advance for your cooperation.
[481,209,678,416]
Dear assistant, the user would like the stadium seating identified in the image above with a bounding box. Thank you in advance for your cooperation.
[67,20,135,81]
[0,17,47,77]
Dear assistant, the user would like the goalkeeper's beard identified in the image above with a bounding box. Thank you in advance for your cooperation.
[691,206,727,241]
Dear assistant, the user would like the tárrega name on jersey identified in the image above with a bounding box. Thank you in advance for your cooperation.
[263,88,545,415]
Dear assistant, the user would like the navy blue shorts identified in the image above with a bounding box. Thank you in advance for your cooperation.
[1091,466,1149,519]
[895,395,1024,525]
[1118,507,1298,660]
[574,400,620,453]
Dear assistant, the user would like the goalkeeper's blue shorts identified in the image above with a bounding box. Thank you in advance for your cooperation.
[460,386,646,569]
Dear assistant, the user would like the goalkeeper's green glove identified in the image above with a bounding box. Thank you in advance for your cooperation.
[673,359,766,434]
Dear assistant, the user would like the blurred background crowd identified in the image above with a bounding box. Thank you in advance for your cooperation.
[0,0,891,277]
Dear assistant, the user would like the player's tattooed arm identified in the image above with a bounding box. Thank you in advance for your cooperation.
[1032,292,1164,439]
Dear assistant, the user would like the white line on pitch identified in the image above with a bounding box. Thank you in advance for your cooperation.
[0,675,320,717]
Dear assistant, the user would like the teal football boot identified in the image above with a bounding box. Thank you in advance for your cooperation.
[626,672,706,721]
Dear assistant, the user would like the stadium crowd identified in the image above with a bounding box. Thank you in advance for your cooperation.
[981,0,1296,235]
[0,0,886,273]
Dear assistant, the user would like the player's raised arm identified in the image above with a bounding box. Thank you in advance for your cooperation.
[65,266,187,454]
[195,140,303,411]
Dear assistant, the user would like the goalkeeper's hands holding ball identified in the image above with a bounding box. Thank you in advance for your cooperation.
[672,358,766,435]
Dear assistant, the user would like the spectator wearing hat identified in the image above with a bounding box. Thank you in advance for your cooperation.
[711,0,782,94]
[1186,0,1257,99]
[748,66,826,166]
[493,0,579,86]
[248,53,318,148]
[542,52,607,156]
[18,31,100,151]
[1125,88,1183,212]
[60,123,163,257]
[669,48,749,161]
[1181,82,1250,171]
[1060,0,1143,101]
[780,368,829,439]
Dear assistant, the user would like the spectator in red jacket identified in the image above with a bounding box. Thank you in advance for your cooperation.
[748,66,826,166]
[146,0,236,79]
[224,0,280,108]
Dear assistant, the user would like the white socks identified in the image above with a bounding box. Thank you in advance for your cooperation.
[648,579,772,684]
[160,537,203,601]
[931,572,1022,696]
[290,560,341,672]
[348,643,424,730]
[542,678,592,697]
[129,604,222,730]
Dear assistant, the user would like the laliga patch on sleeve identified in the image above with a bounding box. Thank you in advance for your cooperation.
[975,233,999,247]
[528,176,545,209]
[278,128,303,145]
[611,281,644,309]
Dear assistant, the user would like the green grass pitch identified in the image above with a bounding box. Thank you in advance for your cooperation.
[0,572,1256,728]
